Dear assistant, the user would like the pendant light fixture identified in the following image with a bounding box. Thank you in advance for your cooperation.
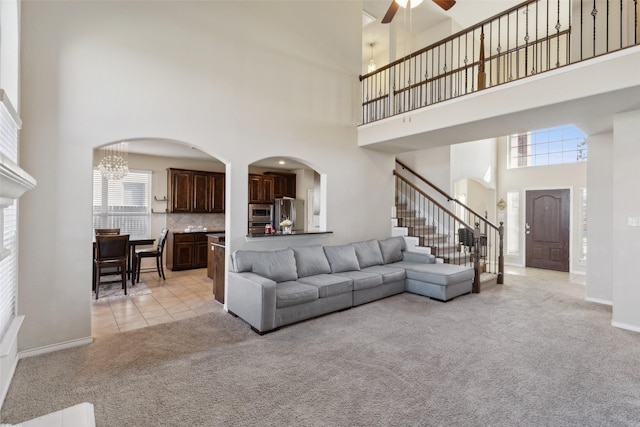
[395,0,424,8]
[98,141,129,181]
[367,43,377,73]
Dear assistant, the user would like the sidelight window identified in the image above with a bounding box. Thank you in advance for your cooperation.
[93,169,152,238]
[579,187,587,263]
[506,190,520,257]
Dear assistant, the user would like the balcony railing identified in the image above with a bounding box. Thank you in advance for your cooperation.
[360,0,639,124]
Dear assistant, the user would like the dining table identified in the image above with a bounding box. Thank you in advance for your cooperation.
[92,235,155,290]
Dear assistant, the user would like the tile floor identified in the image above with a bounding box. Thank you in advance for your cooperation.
[91,268,218,338]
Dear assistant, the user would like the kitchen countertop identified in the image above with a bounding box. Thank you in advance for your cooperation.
[208,234,225,245]
[246,230,333,239]
[169,229,224,234]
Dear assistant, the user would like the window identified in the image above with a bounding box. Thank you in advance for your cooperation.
[0,94,19,340]
[579,187,587,263]
[508,125,587,168]
[93,169,152,238]
[506,190,520,257]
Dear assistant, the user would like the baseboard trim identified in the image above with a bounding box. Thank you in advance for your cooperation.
[611,321,640,333]
[585,297,612,306]
[19,336,93,359]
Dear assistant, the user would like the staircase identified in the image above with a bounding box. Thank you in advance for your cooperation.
[393,160,504,292]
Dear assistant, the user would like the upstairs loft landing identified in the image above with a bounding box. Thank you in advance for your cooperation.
[358,46,640,152]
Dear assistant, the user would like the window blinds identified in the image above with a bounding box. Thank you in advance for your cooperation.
[93,169,152,238]
[0,97,19,340]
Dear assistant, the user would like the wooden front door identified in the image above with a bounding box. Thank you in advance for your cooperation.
[525,189,570,272]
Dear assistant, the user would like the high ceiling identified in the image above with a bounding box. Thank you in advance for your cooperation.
[123,2,523,162]
[362,1,522,72]
[362,0,450,69]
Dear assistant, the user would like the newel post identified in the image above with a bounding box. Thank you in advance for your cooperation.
[477,27,486,90]
[472,222,481,293]
[498,221,504,285]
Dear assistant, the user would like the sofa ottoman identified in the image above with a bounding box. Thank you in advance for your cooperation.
[397,262,475,301]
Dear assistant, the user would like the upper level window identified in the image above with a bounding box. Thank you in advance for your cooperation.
[508,125,587,169]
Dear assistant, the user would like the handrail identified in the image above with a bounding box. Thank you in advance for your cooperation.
[360,0,540,81]
[396,159,500,233]
[395,163,505,288]
[394,170,472,229]
[395,159,452,202]
[360,0,638,124]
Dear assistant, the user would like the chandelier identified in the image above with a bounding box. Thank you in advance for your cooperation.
[368,43,377,73]
[98,141,129,180]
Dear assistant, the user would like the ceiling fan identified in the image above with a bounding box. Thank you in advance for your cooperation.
[382,0,456,24]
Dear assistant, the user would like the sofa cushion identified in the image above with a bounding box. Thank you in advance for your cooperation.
[298,274,353,298]
[291,245,331,278]
[332,270,383,291]
[323,245,361,273]
[361,265,406,284]
[276,281,319,308]
[378,236,406,264]
[353,240,384,268]
[402,263,474,286]
[237,249,297,283]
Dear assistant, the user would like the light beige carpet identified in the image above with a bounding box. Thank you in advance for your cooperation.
[3,273,640,426]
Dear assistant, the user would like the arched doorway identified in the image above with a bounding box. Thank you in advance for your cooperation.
[92,138,226,336]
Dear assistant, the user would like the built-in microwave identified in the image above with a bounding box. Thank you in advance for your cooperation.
[249,203,273,221]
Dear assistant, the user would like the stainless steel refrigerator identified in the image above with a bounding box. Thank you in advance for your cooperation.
[274,197,305,231]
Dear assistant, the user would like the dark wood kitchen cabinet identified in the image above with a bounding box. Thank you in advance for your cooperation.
[169,169,193,213]
[166,232,208,271]
[168,168,225,213]
[248,174,274,204]
[207,234,226,304]
[265,172,296,198]
[210,172,225,213]
[192,171,210,213]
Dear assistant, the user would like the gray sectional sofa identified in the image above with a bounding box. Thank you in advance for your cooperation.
[227,236,475,334]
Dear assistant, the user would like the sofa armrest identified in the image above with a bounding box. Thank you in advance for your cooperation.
[402,251,436,264]
[227,272,277,332]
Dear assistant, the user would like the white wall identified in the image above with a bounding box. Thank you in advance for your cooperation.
[611,109,640,331]
[18,1,396,352]
[396,144,451,191]
[451,139,497,190]
[586,133,613,304]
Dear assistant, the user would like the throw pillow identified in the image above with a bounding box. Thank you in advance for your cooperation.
[251,248,298,282]
[353,240,384,268]
[291,245,332,278]
[378,236,405,264]
[323,245,361,273]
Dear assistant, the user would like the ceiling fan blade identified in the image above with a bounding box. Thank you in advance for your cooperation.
[432,0,456,11]
[381,1,400,24]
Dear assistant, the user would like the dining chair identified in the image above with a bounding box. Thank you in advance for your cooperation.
[94,234,129,300]
[134,228,168,283]
[95,228,120,236]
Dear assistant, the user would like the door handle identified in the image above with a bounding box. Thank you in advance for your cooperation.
[525,222,531,235]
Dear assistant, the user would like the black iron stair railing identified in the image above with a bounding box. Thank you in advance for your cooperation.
[394,160,504,292]
[360,0,639,125]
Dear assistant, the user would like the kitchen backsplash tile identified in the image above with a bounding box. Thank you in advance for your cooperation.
[166,213,224,232]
